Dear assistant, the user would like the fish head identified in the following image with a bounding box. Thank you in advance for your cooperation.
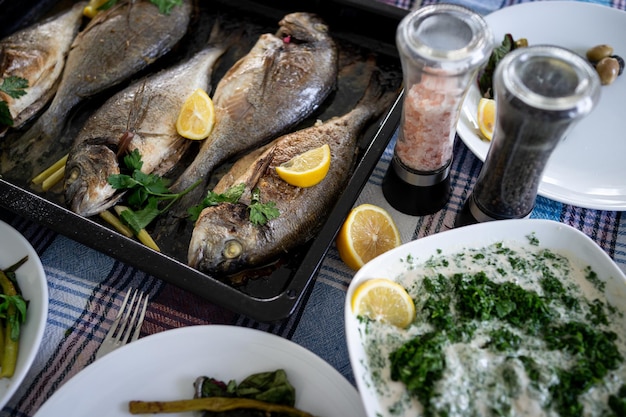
[277,12,330,44]
[188,203,268,275]
[64,144,123,217]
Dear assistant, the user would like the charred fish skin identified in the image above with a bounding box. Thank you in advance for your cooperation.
[0,2,85,135]
[155,12,338,246]
[8,0,192,173]
[188,72,396,276]
[64,38,229,218]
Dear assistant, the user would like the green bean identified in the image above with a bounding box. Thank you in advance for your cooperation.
[0,270,21,378]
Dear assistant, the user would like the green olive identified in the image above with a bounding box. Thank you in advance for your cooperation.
[596,57,620,85]
[586,44,614,62]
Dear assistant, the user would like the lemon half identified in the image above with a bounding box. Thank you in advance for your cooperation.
[336,204,401,271]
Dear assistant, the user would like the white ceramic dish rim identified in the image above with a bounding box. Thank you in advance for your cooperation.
[456,1,626,210]
[0,220,49,409]
[34,324,366,417]
[345,218,626,417]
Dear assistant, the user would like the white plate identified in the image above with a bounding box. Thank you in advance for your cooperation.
[345,219,626,417]
[0,220,48,408]
[456,2,626,210]
[34,325,366,416]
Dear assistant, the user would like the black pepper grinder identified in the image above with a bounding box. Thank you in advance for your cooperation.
[382,4,493,215]
[456,45,601,227]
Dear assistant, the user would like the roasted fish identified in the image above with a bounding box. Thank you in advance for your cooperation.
[8,0,191,173]
[188,73,396,275]
[155,12,338,242]
[64,34,230,217]
[0,2,85,135]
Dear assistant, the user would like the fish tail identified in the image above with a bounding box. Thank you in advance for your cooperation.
[206,16,244,51]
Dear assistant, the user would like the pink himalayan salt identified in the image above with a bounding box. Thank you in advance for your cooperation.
[396,76,464,172]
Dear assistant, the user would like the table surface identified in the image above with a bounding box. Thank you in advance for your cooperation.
[2,0,626,415]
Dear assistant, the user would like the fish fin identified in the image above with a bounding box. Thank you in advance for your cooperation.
[245,145,276,192]
[221,86,254,120]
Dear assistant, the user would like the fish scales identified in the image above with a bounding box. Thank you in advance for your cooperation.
[8,0,192,174]
[188,73,395,276]
[0,2,85,135]
[64,36,229,218]
[154,12,338,247]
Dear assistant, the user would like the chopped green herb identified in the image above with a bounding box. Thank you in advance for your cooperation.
[107,149,200,233]
[0,76,29,126]
[96,0,182,14]
[189,184,279,226]
[248,188,279,226]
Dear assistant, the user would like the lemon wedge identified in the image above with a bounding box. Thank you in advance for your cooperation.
[176,88,215,140]
[336,204,401,271]
[351,278,415,328]
[477,97,496,141]
[275,144,331,188]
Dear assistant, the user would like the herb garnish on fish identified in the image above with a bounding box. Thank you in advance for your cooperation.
[96,0,183,15]
[107,149,200,234]
[189,183,280,226]
[0,76,28,126]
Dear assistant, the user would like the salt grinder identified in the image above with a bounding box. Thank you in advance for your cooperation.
[456,45,601,227]
[382,4,493,215]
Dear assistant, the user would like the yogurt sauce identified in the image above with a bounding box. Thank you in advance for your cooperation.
[360,237,626,417]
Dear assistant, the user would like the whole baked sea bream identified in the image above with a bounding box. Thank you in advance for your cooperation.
[6,0,191,176]
[188,72,396,276]
[63,25,232,218]
[154,12,338,246]
[0,2,85,136]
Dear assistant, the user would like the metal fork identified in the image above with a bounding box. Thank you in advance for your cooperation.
[95,289,148,360]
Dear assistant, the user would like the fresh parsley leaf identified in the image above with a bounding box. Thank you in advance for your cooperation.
[151,0,182,14]
[0,76,28,99]
[123,149,143,171]
[107,149,199,233]
[188,184,280,226]
[97,0,117,11]
[249,188,279,226]
[0,102,13,126]
[119,199,161,234]
[0,76,29,126]
[188,183,245,221]
[93,0,181,14]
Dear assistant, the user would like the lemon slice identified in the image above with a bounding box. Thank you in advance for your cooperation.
[477,97,496,141]
[275,144,331,188]
[351,278,415,328]
[176,88,215,140]
[336,204,401,271]
[83,0,109,18]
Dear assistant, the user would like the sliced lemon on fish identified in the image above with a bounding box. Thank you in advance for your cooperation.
[83,0,109,18]
[336,204,401,271]
[477,97,496,141]
[176,88,216,140]
[275,144,331,188]
[351,278,415,328]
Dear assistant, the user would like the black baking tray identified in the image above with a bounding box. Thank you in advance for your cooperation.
[0,0,406,322]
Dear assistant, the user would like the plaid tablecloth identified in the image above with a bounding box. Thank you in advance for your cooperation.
[1,0,626,415]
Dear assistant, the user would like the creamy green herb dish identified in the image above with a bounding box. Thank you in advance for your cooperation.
[345,220,626,417]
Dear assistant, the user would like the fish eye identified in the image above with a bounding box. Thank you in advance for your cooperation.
[223,240,243,259]
[67,167,80,182]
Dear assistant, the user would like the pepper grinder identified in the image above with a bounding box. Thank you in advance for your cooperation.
[382,4,493,215]
[456,45,601,227]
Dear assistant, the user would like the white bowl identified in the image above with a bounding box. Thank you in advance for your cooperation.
[345,219,626,417]
[0,220,48,408]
